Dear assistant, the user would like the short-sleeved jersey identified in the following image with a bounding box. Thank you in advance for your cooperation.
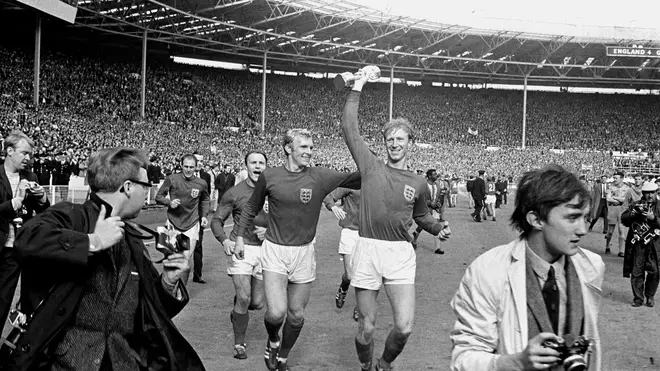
[342,91,443,242]
[236,166,360,246]
[607,183,630,204]
[486,181,497,196]
[210,180,268,246]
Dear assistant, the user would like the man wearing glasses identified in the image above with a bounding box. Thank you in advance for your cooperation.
[156,154,210,283]
[8,148,203,370]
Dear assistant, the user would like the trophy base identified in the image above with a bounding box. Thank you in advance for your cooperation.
[333,73,354,91]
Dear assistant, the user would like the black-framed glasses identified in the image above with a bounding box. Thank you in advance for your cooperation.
[127,179,152,189]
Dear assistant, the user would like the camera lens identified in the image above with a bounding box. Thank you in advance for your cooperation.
[563,354,587,371]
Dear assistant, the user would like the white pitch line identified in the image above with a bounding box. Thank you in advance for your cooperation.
[143,222,233,245]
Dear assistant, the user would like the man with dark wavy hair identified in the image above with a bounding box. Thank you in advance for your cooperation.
[8,148,204,371]
[451,164,604,371]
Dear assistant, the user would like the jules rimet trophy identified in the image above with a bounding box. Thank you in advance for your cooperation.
[334,65,381,90]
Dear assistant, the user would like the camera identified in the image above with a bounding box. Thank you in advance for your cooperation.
[542,336,591,371]
[632,203,651,216]
[155,226,190,259]
[0,309,28,360]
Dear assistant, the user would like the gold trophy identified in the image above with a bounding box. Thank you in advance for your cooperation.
[333,65,381,91]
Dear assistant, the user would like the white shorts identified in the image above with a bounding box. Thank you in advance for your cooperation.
[350,237,416,291]
[338,228,359,255]
[166,220,199,248]
[485,195,496,205]
[262,239,316,284]
[227,243,263,280]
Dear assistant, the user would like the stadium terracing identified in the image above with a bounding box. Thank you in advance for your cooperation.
[3,0,660,90]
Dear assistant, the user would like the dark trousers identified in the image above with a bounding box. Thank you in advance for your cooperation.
[194,227,204,280]
[472,198,484,221]
[589,200,608,231]
[631,245,659,304]
[502,192,507,205]
[495,194,502,208]
[0,247,20,324]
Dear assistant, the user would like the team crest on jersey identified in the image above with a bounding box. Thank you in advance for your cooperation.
[403,185,416,202]
[191,188,199,198]
[300,188,312,204]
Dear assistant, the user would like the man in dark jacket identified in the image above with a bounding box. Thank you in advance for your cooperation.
[0,131,50,327]
[193,153,212,283]
[214,164,236,203]
[470,170,486,222]
[5,148,204,371]
[622,181,660,308]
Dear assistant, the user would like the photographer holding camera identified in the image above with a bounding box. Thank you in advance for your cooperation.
[451,165,604,371]
[3,148,204,371]
[622,181,660,308]
[0,131,49,329]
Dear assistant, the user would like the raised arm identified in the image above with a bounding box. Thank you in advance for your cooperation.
[341,74,378,171]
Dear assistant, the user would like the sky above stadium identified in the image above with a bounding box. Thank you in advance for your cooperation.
[351,0,660,37]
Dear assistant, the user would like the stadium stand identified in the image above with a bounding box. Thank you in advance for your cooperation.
[4,44,659,181]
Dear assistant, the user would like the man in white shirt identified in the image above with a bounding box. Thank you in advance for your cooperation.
[0,130,50,325]
[450,164,604,371]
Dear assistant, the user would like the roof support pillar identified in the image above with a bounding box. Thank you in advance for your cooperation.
[522,74,528,149]
[33,13,42,109]
[261,51,267,132]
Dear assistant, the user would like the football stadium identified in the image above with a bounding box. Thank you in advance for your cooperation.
[1,0,659,370]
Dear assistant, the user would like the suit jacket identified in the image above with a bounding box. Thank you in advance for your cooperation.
[5,197,205,371]
[214,172,235,196]
[471,177,486,199]
[0,166,50,253]
[450,238,605,371]
[590,181,607,219]
[423,181,443,212]
[199,170,212,195]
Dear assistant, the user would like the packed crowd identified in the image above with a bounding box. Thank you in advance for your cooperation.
[5,43,657,181]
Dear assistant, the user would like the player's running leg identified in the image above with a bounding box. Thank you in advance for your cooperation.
[376,284,415,371]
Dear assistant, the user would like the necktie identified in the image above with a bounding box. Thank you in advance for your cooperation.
[432,184,437,201]
[602,184,606,198]
[542,266,559,334]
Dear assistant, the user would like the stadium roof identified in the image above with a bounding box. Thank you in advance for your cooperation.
[7,0,660,89]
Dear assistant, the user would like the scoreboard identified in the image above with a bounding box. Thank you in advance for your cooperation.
[606,46,660,58]
[16,0,78,23]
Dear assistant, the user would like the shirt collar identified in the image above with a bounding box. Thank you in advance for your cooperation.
[526,242,566,280]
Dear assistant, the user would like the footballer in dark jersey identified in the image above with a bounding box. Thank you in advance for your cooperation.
[342,70,451,371]
[210,151,269,360]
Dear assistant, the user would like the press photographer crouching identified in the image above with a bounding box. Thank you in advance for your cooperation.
[1,148,205,371]
[622,181,660,308]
